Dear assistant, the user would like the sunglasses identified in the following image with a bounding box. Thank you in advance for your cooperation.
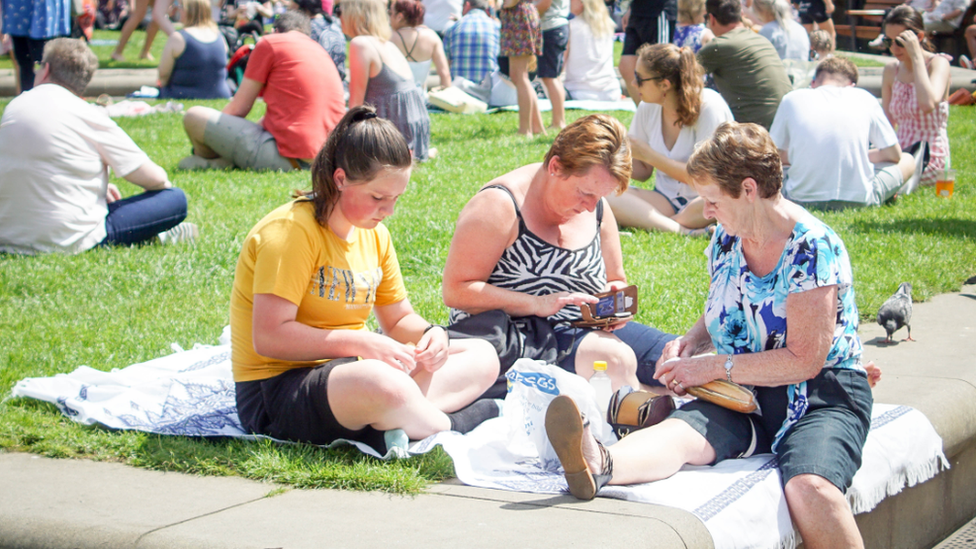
[634,72,664,87]
[880,36,907,49]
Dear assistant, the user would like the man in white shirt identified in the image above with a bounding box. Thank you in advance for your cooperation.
[769,56,920,210]
[422,0,463,34]
[924,0,970,32]
[0,38,193,254]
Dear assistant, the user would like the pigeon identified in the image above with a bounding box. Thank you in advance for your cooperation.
[877,282,914,343]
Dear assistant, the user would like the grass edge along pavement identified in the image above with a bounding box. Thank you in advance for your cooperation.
[0,101,974,494]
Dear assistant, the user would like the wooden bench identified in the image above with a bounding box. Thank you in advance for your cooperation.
[834,0,904,52]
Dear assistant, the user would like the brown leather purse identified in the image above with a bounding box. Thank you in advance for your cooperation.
[606,387,675,439]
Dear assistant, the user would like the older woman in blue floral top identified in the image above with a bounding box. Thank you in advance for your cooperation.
[546,121,879,549]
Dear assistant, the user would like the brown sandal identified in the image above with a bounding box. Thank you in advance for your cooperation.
[545,395,613,500]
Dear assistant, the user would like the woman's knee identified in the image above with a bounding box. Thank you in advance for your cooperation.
[452,338,500,384]
[183,106,216,140]
[330,359,416,410]
[576,332,637,377]
[784,473,845,510]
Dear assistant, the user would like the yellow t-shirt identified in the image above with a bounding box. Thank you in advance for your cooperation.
[230,200,409,382]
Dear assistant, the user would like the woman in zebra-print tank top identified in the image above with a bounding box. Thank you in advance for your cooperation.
[444,115,678,390]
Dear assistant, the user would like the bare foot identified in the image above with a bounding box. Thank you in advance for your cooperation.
[139,52,155,61]
[865,361,882,388]
[110,52,126,63]
[547,124,566,132]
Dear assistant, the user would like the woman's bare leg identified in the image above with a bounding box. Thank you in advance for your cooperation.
[111,0,150,61]
[139,19,159,59]
[510,55,546,136]
[573,330,640,390]
[328,359,453,440]
[410,338,499,413]
[785,474,865,549]
[606,187,683,233]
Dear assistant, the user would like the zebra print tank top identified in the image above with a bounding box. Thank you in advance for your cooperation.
[449,185,607,324]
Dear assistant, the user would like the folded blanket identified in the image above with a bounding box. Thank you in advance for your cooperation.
[11,344,948,549]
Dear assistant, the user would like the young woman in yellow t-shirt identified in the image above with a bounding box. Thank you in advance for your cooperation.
[230,105,500,452]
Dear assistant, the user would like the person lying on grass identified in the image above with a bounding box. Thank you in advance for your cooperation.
[231,105,501,454]
[0,38,196,254]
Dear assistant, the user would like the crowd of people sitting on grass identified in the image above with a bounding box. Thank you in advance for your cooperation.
[0,0,958,543]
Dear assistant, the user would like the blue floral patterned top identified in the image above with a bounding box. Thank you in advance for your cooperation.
[673,23,706,53]
[703,214,863,451]
[1,0,71,39]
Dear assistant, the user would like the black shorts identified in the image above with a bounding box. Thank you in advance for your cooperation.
[622,13,675,56]
[235,357,388,452]
[538,25,569,78]
[671,367,873,492]
[795,0,831,25]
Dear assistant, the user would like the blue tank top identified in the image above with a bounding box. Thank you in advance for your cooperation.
[160,30,232,99]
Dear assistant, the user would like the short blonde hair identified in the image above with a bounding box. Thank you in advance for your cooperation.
[544,114,632,194]
[340,0,392,40]
[687,121,782,199]
[182,0,216,29]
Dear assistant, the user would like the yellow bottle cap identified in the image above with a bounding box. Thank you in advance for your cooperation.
[593,361,608,371]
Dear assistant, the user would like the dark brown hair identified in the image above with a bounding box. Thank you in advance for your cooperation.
[883,5,935,52]
[687,121,782,199]
[299,105,412,225]
[543,114,632,194]
[636,43,703,128]
[392,0,425,26]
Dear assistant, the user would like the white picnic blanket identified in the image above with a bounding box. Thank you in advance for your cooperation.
[10,343,948,549]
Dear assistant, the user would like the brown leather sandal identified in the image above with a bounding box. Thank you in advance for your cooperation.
[545,395,613,500]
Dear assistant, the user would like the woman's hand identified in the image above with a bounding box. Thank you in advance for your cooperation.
[535,291,598,317]
[896,29,925,64]
[106,183,122,204]
[653,356,718,396]
[360,332,418,374]
[414,326,450,373]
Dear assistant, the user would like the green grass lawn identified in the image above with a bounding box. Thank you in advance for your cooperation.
[0,99,974,494]
[0,29,168,70]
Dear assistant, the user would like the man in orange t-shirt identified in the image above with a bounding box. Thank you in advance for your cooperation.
[178,11,346,171]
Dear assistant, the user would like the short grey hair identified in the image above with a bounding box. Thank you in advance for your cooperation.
[466,0,490,11]
[41,38,99,96]
[274,10,312,35]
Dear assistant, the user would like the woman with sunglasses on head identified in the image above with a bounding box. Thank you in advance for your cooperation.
[605,43,733,236]
[880,5,951,186]
[231,106,501,454]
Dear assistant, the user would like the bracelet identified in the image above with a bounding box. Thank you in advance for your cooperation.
[423,324,449,341]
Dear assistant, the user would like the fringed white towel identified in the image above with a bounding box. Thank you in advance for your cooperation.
[11,344,949,549]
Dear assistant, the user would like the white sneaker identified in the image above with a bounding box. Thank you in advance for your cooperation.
[158,222,199,245]
[868,34,886,50]
[177,155,232,171]
[961,55,973,70]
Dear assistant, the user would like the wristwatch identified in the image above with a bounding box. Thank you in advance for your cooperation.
[724,354,734,382]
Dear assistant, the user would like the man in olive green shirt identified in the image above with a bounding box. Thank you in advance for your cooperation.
[698,0,792,129]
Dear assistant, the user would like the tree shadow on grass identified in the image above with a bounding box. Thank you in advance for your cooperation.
[847,217,976,240]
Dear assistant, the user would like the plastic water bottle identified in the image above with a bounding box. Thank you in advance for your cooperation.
[590,361,613,419]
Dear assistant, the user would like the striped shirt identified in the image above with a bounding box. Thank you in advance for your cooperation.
[443,9,500,84]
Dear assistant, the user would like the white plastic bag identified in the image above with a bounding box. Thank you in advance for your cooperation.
[502,359,616,464]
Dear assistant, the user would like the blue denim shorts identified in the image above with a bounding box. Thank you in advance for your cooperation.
[551,321,678,387]
[671,367,873,492]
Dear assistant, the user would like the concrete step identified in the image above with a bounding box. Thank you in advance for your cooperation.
[932,516,976,549]
[0,68,157,98]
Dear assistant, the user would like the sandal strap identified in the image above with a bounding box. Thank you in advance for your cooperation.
[593,438,613,491]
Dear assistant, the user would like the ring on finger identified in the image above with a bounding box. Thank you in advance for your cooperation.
[676,381,684,391]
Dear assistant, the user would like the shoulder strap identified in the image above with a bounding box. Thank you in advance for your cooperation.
[397,28,422,61]
[481,184,523,218]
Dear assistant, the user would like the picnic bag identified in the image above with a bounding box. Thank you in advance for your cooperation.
[503,359,616,463]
